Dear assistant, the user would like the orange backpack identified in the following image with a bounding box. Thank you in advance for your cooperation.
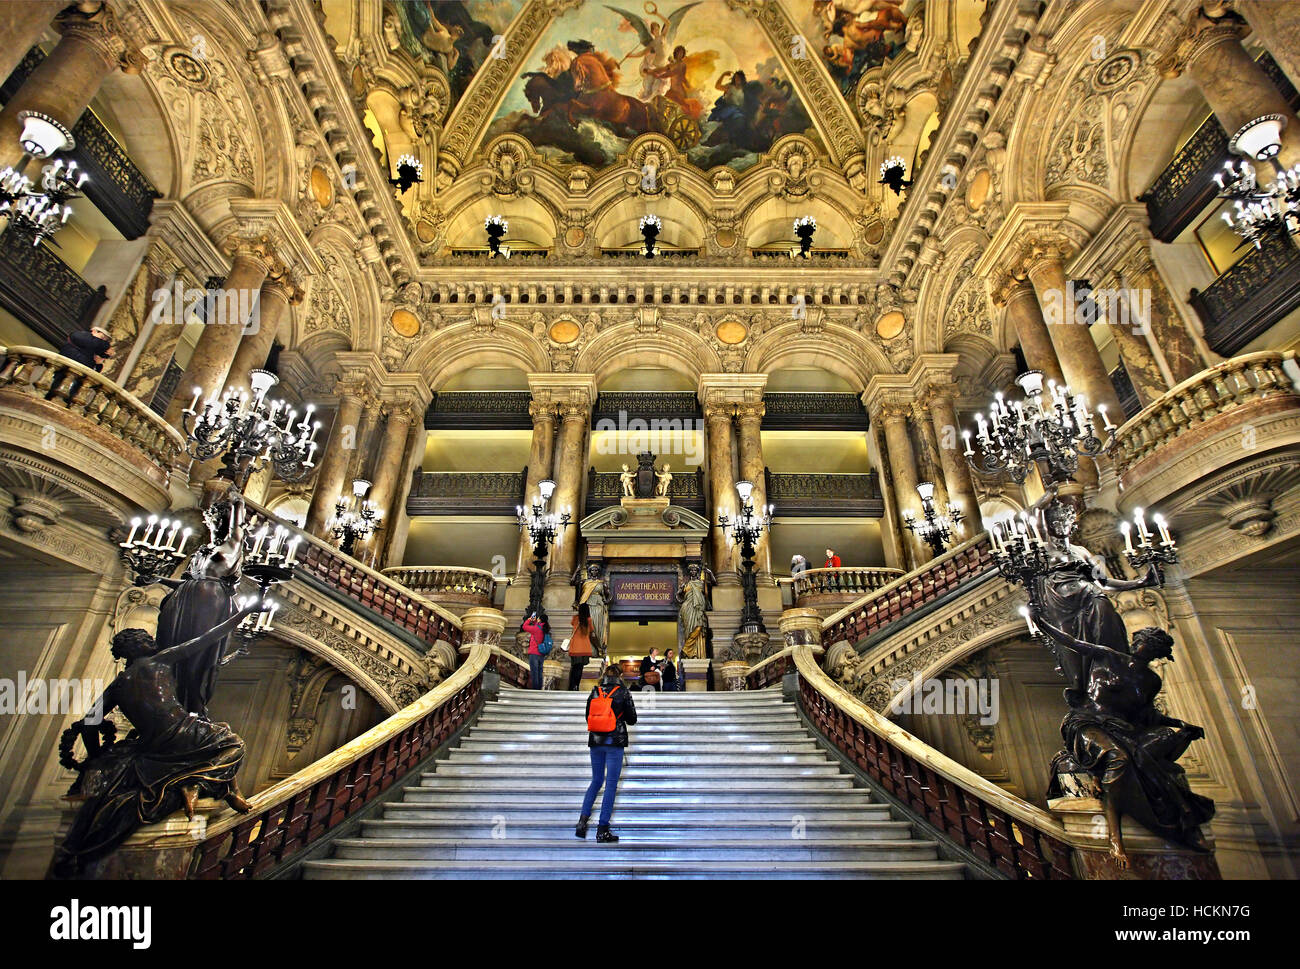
[587,685,619,732]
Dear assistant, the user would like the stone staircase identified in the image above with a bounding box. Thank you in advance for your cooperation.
[301,688,966,879]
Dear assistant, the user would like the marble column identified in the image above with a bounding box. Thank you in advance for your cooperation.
[163,233,275,429]
[1237,1,1300,92]
[548,388,594,580]
[922,387,979,524]
[304,388,365,538]
[365,400,420,561]
[1002,282,1066,385]
[1026,251,1125,419]
[516,393,557,577]
[704,403,737,580]
[0,3,139,169]
[735,401,771,575]
[0,2,67,88]
[1172,8,1300,168]
[880,402,926,567]
[227,270,302,388]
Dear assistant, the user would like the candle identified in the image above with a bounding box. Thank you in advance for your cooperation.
[178,528,192,556]
[1097,404,1116,432]
[305,441,317,466]
[167,520,182,550]
[188,387,201,413]
[1027,514,1042,543]
[1134,507,1151,544]
[251,525,268,558]
[1154,514,1173,547]
[285,536,301,565]
[962,429,974,457]
[1018,605,1039,636]
[124,517,141,547]
[1120,520,1133,554]
[142,515,158,545]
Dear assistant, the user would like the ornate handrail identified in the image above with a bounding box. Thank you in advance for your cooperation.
[244,498,463,649]
[0,345,184,472]
[792,645,1075,879]
[485,644,531,689]
[792,566,904,603]
[822,536,997,649]
[1189,233,1300,356]
[383,565,499,604]
[1108,350,1298,481]
[191,642,488,878]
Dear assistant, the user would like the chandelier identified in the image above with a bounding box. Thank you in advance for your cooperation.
[181,369,319,488]
[962,370,1113,487]
[902,481,964,556]
[329,478,381,556]
[791,215,816,259]
[639,213,662,258]
[485,215,510,258]
[880,155,911,195]
[516,478,570,617]
[225,522,300,660]
[0,156,86,247]
[718,480,773,634]
[1217,115,1300,249]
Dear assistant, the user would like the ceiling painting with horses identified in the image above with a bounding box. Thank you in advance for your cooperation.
[390,1,526,115]
[485,1,815,172]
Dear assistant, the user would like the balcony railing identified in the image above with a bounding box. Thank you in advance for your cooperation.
[822,538,997,649]
[1108,350,1298,506]
[423,391,532,429]
[765,470,883,517]
[405,468,527,516]
[0,346,182,503]
[585,465,705,514]
[762,392,870,430]
[1189,231,1300,356]
[0,229,108,348]
[790,566,904,607]
[592,391,700,422]
[383,566,499,607]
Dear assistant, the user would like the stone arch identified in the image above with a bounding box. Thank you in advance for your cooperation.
[743,194,856,250]
[415,328,548,390]
[256,617,410,714]
[748,326,887,389]
[580,324,719,384]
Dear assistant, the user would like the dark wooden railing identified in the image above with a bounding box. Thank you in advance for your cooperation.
[762,392,870,430]
[405,468,528,516]
[585,465,705,513]
[1189,230,1300,356]
[424,391,532,429]
[191,652,485,879]
[765,470,883,517]
[794,648,1074,879]
[0,229,107,347]
[486,648,531,689]
[822,538,996,648]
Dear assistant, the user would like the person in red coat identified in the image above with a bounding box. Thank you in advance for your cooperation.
[824,548,842,591]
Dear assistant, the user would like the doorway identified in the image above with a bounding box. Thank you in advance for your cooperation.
[606,621,677,664]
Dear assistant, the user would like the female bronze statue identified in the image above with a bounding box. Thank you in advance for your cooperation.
[152,491,250,717]
[1035,613,1214,869]
[573,563,610,655]
[676,562,713,659]
[53,601,266,877]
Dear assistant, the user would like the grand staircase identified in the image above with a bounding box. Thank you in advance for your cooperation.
[301,688,966,879]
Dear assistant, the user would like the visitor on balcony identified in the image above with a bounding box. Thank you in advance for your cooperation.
[791,553,808,578]
[567,603,595,690]
[577,662,637,844]
[522,612,550,690]
[824,548,842,590]
[47,326,114,402]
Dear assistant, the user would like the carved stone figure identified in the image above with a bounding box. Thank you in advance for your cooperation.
[655,463,672,497]
[52,602,266,877]
[574,563,610,654]
[619,463,635,497]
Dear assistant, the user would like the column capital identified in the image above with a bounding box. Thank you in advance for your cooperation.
[333,351,387,405]
[862,373,915,422]
[975,202,1084,300]
[54,1,144,74]
[380,372,432,423]
[1155,6,1250,79]
[1069,202,1157,286]
[262,263,307,305]
[227,198,326,276]
[698,373,767,416]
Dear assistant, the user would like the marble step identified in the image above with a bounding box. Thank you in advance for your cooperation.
[302,858,966,880]
[444,751,833,765]
[422,764,846,779]
[397,788,871,807]
[455,740,823,755]
[410,776,857,793]
[328,838,941,863]
[358,818,917,841]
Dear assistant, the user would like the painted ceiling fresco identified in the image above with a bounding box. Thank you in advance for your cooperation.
[786,0,920,97]
[485,1,815,172]
[391,1,524,113]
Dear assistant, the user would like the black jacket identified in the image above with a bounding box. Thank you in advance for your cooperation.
[585,681,637,747]
[58,330,111,371]
[661,659,678,685]
[640,655,660,675]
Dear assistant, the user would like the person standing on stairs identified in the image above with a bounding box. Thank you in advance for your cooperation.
[661,647,680,691]
[568,603,595,690]
[577,663,637,843]
[522,612,549,690]
[639,647,662,691]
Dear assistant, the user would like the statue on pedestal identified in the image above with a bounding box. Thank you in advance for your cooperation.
[572,562,611,655]
[619,464,635,498]
[655,463,673,497]
[1034,614,1215,869]
[52,600,267,878]
[677,562,713,659]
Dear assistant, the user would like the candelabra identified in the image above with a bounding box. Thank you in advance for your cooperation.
[880,155,911,195]
[390,153,423,194]
[118,514,193,584]
[718,480,773,634]
[485,215,510,258]
[1216,115,1300,249]
[224,521,301,662]
[1118,506,1179,583]
[516,479,570,619]
[962,370,1112,487]
[329,479,381,557]
[639,214,662,258]
[791,215,816,259]
[985,510,1053,590]
[903,481,964,556]
[0,155,86,247]
[181,369,319,488]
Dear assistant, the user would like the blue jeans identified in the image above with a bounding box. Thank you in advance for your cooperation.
[581,746,624,828]
[528,654,544,690]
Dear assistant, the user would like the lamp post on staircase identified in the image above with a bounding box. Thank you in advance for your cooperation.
[517,478,569,620]
[718,479,773,635]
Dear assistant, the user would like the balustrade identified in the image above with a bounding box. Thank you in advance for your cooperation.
[791,566,903,606]
[383,565,498,606]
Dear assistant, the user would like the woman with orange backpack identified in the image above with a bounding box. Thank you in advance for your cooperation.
[577,663,637,843]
